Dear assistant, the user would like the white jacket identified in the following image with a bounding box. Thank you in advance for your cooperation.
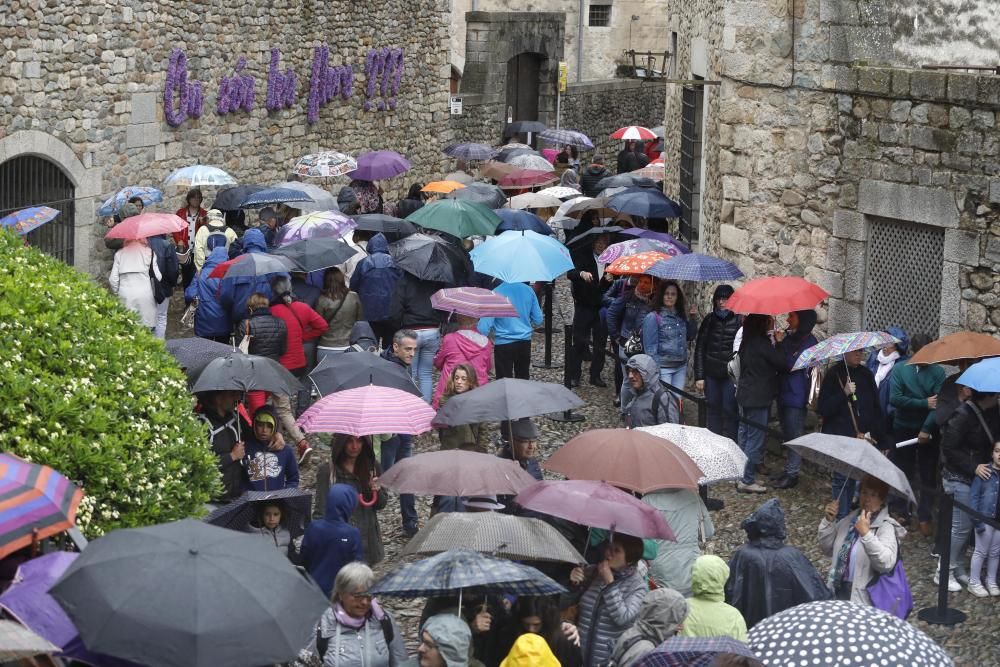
[818,508,905,605]
[110,241,160,328]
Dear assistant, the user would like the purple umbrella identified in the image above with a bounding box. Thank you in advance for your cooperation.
[619,227,691,250]
[0,552,138,667]
[348,150,411,181]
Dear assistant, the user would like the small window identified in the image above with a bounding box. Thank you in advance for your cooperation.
[589,4,611,27]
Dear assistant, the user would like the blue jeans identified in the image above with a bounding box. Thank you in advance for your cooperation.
[832,473,857,521]
[943,477,973,575]
[381,435,417,530]
[738,406,769,484]
[704,375,737,441]
[779,405,807,476]
[410,328,441,403]
[658,365,686,424]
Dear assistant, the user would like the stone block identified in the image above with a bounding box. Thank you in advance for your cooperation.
[832,208,866,240]
[857,68,890,95]
[130,92,157,124]
[909,126,955,152]
[947,74,978,103]
[910,71,947,100]
[806,266,844,298]
[986,235,1000,264]
[781,189,805,206]
[125,122,160,149]
[858,179,960,228]
[828,298,861,332]
[990,180,1000,204]
[722,175,749,201]
[720,223,749,252]
[940,261,962,326]
[978,76,1000,106]
[842,240,867,301]
[943,228,980,265]
[891,70,910,96]
[23,61,41,78]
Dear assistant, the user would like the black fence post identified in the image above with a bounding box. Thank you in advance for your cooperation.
[917,491,966,626]
[549,324,585,423]
[533,282,561,369]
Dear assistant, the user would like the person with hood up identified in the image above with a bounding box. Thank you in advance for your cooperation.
[347,321,380,353]
[500,634,560,667]
[642,489,714,596]
[243,405,299,492]
[607,276,655,407]
[432,315,493,408]
[405,614,480,667]
[560,168,581,192]
[724,499,830,629]
[623,354,673,428]
[184,245,232,342]
[609,589,688,667]
[109,238,161,331]
[193,209,237,272]
[302,484,365,598]
[220,227,285,324]
[580,156,611,198]
[771,310,819,490]
[694,284,741,441]
[679,555,747,641]
[350,233,403,350]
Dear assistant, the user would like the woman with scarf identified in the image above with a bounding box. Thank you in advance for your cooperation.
[866,326,909,438]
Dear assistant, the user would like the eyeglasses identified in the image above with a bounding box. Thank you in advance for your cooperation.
[347,591,373,600]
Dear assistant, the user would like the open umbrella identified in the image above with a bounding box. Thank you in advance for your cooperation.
[204,488,313,537]
[494,208,552,235]
[378,450,538,497]
[565,226,627,249]
[508,154,556,172]
[272,237,358,273]
[444,171,475,185]
[388,233,470,284]
[504,121,547,136]
[49,519,329,667]
[611,126,657,140]
[104,212,187,240]
[956,357,1000,392]
[349,150,411,181]
[433,378,583,427]
[515,480,675,540]
[270,181,338,213]
[432,286,518,318]
[239,187,314,208]
[293,151,357,178]
[498,169,558,190]
[212,184,266,211]
[509,192,564,210]
[165,337,237,376]
[606,250,672,276]
[637,637,756,667]
[190,353,300,395]
[726,276,828,315]
[297,385,436,436]
[608,188,683,218]
[447,182,509,208]
[636,424,747,484]
[444,143,497,161]
[543,429,704,493]
[478,161,520,183]
[422,180,467,195]
[407,199,502,238]
[908,331,1000,365]
[353,213,419,239]
[536,186,583,200]
[276,210,357,245]
[403,512,585,564]
[0,620,59,661]
[470,230,573,283]
[784,433,915,503]
[0,206,60,236]
[598,238,686,264]
[792,331,901,371]
[646,253,743,282]
[207,252,294,279]
[630,162,668,181]
[597,174,657,191]
[163,165,237,188]
[0,455,83,560]
[539,128,594,149]
[97,186,164,217]
[307,352,421,398]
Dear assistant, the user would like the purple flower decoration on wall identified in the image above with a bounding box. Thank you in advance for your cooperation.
[266,48,297,111]
[307,44,354,124]
[363,47,404,112]
[164,48,204,127]
[216,56,255,115]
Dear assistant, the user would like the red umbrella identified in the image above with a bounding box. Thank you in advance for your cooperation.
[296,385,435,436]
[104,213,187,240]
[543,428,704,493]
[378,450,537,497]
[611,126,657,141]
[726,276,828,315]
[498,169,558,190]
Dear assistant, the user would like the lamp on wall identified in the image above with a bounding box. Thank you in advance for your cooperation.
[629,14,640,51]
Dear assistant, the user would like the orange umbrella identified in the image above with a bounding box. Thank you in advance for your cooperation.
[421,180,467,194]
[908,331,1000,365]
[606,250,672,275]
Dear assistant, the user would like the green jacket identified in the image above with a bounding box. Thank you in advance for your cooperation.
[889,363,945,433]
[679,555,748,642]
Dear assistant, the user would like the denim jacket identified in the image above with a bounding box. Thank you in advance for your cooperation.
[641,309,696,367]
[970,469,1000,531]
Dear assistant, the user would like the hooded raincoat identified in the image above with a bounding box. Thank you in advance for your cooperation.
[642,489,714,595]
[432,329,494,408]
[349,234,402,323]
[219,228,285,323]
[184,246,232,338]
[609,588,688,667]
[301,484,365,598]
[724,499,831,628]
[623,355,673,427]
[404,614,475,667]
[500,634,560,667]
[679,555,748,641]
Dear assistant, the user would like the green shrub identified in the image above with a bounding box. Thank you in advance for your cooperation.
[0,230,219,536]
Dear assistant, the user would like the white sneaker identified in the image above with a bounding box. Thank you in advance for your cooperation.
[736,481,767,494]
[987,582,1000,597]
[932,569,962,592]
[967,581,989,598]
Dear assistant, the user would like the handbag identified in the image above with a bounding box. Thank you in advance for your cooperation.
[622,330,644,357]
[237,320,251,354]
[866,529,913,619]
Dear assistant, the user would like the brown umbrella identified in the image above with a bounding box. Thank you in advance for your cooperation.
[378,450,538,496]
[908,331,1000,365]
[479,160,519,181]
[543,429,704,493]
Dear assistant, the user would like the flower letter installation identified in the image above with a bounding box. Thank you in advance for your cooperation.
[363,47,404,112]
[307,44,354,124]
[266,48,298,111]
[216,56,255,115]
[164,48,205,127]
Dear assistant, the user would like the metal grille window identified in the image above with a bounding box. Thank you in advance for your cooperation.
[679,85,703,244]
[863,217,944,337]
[589,4,611,27]
[0,156,76,265]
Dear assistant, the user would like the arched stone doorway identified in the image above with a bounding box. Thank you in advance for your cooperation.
[0,156,77,264]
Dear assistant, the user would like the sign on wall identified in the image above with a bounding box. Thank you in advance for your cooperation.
[558,61,568,93]
[450,96,463,115]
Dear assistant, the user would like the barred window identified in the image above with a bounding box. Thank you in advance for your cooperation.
[589,4,611,27]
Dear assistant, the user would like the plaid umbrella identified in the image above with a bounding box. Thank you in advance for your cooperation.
[598,238,685,264]
[630,162,667,180]
[498,169,558,190]
[611,126,657,140]
[0,620,59,661]
[0,454,83,559]
[105,213,186,240]
[539,128,594,149]
[297,385,436,436]
[165,337,237,377]
[402,512,585,563]
[204,488,312,538]
[275,210,357,246]
[444,143,497,161]
[239,187,315,208]
[431,287,518,318]
[97,186,164,217]
[646,253,744,282]
[637,424,747,484]
[293,151,357,178]
[371,549,566,598]
[637,637,756,667]
[791,331,900,370]
[508,154,555,172]
[163,165,237,188]
[447,182,509,209]
[606,250,672,276]
[785,433,916,503]
[0,207,60,236]
[536,186,583,200]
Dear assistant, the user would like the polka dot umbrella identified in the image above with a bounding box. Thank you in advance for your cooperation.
[748,600,953,667]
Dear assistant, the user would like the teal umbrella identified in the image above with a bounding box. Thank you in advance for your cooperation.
[406,199,501,238]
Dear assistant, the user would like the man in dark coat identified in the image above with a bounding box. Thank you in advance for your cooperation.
[580,156,611,197]
[772,309,819,489]
[725,499,830,628]
[693,284,740,440]
[566,233,613,388]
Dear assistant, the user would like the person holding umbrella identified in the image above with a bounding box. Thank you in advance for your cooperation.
[109,236,161,332]
[694,284,741,441]
[566,233,613,389]
[641,280,698,422]
[477,282,544,381]
[351,233,403,349]
[174,187,207,288]
[771,310,819,490]
[196,390,248,502]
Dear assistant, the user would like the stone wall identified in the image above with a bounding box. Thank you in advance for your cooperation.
[0,0,452,277]
[559,79,667,160]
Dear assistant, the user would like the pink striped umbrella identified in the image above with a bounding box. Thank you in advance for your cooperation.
[431,287,518,318]
[296,385,435,436]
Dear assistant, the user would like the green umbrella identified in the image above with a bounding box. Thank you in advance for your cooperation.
[405,199,501,238]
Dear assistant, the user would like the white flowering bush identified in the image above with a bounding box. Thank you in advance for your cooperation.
[0,231,219,536]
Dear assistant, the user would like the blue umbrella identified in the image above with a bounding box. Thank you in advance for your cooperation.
[239,187,315,209]
[646,253,744,282]
[470,230,573,282]
[97,186,164,217]
[443,143,497,161]
[493,209,552,236]
[957,357,1000,392]
[608,188,683,218]
[0,206,60,236]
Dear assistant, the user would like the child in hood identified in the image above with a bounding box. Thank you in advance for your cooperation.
[245,501,294,559]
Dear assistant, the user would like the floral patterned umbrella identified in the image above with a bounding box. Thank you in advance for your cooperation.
[292,151,357,178]
[598,238,685,264]
[0,207,59,236]
[792,331,901,371]
[97,186,164,217]
[274,210,357,246]
[605,250,672,276]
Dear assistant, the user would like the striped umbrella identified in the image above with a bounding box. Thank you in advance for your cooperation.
[297,385,436,436]
[0,454,83,559]
[292,151,357,178]
[792,331,901,371]
[611,125,657,140]
[539,128,594,149]
[443,143,497,161]
[431,287,518,318]
[645,253,744,282]
[606,250,672,276]
[598,238,686,264]
[0,207,60,236]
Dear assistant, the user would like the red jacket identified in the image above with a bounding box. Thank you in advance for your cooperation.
[173,206,208,247]
[270,302,328,371]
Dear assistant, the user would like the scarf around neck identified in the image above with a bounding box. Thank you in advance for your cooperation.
[874,350,900,387]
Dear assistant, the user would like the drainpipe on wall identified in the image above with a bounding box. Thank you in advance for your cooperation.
[577,0,585,82]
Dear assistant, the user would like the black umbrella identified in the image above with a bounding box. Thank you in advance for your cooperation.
[433,378,583,427]
[565,225,626,248]
[353,214,419,241]
[446,183,508,209]
[204,488,313,538]
[190,353,300,395]
[212,184,266,211]
[596,174,657,190]
[272,237,358,273]
[503,120,547,136]
[388,233,470,284]
[240,187,315,209]
[49,520,329,667]
[307,352,421,398]
[165,337,236,377]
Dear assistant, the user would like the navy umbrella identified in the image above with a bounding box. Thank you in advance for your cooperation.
[212,184,266,211]
[608,188,683,219]
[307,352,421,398]
[239,187,315,209]
[596,174,658,190]
[493,208,552,236]
[204,488,313,538]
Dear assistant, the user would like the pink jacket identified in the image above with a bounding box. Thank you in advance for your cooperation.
[432,329,493,408]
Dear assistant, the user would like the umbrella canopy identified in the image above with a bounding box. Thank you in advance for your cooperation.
[509,192,565,210]
[165,337,237,377]
[378,450,539,497]
[407,199,502,238]
[478,161,521,182]
[190,353,300,395]
[0,620,59,661]
[499,169,558,190]
[204,488,312,537]
[271,181,338,213]
[637,637,756,667]
[956,357,1000,392]
[447,182,509,208]
[0,206,60,236]
[636,424,748,484]
[539,128,594,149]
[504,121,548,135]
[349,150,411,181]
[785,433,915,503]
[388,233,470,284]
[565,226,627,249]
[470,230,574,283]
[606,250,672,276]
[444,143,497,161]
[353,213,418,239]
[908,331,1000,365]
[422,180,467,194]
[536,186,584,200]
[432,286,518,318]
[207,252,294,280]
[97,186,164,217]
[748,600,952,667]
[293,151,357,178]
[276,210,357,246]
[608,189,683,218]
[515,480,675,540]
[543,429,704,493]
[792,331,901,371]
[444,171,475,185]
[596,174,658,191]
[307,352,421,398]
[433,378,583,426]
[239,186,314,209]
[271,236,358,273]
[495,148,540,163]
[297,385,436,436]
[598,238,686,264]
[726,276,828,315]
[494,208,553,235]
[212,184,266,211]
[49,519,329,667]
[646,253,743,282]
[630,163,667,181]
[508,154,556,172]
[403,512,585,564]
[0,455,83,560]
[611,126,657,140]
[163,165,237,188]
[105,212,186,240]
[371,549,565,598]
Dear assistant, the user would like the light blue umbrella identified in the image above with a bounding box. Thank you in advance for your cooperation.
[470,230,573,282]
[97,186,163,217]
[957,357,1000,392]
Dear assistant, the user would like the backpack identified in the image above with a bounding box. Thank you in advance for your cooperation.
[205,221,230,252]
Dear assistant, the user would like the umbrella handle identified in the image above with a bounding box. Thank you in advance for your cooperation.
[359,490,379,508]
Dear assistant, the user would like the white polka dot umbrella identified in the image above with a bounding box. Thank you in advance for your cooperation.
[636,423,747,484]
[748,600,953,667]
